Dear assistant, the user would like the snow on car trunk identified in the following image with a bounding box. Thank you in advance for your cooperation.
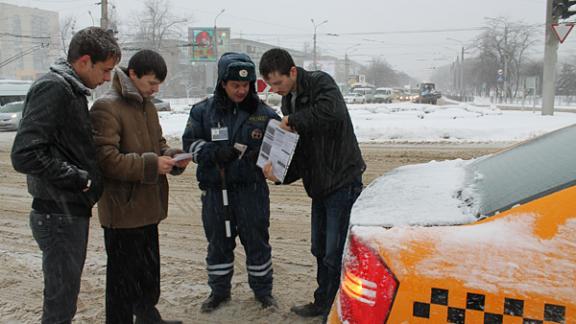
[350,159,479,227]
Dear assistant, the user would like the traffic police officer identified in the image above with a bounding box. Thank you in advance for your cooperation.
[182,52,280,312]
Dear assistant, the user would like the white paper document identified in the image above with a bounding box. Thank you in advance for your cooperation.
[257,119,299,182]
[173,153,193,162]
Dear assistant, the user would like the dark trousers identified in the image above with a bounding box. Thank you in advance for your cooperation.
[29,210,89,324]
[310,177,363,315]
[201,182,273,297]
[104,224,161,324]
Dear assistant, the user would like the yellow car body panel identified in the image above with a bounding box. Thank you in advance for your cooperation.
[329,185,576,323]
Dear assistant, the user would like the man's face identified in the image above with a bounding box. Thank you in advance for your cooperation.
[76,55,117,89]
[264,66,297,97]
[129,70,162,99]
[222,80,250,103]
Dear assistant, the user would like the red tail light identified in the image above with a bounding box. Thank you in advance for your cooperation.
[338,232,399,324]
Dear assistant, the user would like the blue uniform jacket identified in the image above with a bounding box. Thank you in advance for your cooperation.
[182,95,280,190]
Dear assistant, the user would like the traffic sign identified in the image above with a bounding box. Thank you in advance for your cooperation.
[552,23,574,44]
[256,79,270,93]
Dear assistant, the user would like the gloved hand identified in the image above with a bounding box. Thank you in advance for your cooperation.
[214,146,240,164]
[245,146,260,164]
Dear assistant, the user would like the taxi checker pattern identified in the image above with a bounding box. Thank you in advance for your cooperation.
[412,288,566,324]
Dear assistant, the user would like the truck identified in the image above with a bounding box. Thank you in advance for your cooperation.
[413,82,441,105]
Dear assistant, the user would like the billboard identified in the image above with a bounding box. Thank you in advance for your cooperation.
[188,27,230,62]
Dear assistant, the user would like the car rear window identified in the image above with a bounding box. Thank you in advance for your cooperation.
[465,124,576,217]
[0,102,23,113]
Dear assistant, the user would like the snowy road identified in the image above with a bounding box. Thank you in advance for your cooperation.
[0,131,504,323]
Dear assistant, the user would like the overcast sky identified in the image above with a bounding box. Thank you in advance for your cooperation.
[4,0,576,80]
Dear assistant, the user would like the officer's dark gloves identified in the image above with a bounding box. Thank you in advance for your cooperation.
[245,146,260,163]
[215,146,240,164]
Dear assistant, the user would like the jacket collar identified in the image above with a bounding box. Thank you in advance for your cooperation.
[112,67,145,103]
[49,58,91,96]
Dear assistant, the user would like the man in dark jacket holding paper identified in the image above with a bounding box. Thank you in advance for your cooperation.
[259,48,365,321]
[182,52,280,312]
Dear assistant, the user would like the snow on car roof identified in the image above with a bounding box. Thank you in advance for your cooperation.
[351,159,478,227]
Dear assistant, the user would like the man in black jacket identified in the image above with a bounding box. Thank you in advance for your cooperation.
[11,27,120,324]
[259,48,365,321]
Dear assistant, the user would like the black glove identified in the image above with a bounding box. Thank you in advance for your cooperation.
[214,146,240,164]
[245,146,260,163]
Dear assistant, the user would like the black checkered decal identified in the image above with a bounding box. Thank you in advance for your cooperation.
[412,288,566,323]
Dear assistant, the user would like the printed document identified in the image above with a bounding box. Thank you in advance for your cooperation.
[257,119,299,182]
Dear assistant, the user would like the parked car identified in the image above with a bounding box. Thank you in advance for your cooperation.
[0,101,24,131]
[152,97,171,111]
[353,87,375,103]
[344,92,366,104]
[328,124,576,323]
[373,87,393,103]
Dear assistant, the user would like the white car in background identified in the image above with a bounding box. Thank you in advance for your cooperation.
[344,92,366,104]
[0,101,24,131]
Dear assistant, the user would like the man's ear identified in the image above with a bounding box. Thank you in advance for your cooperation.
[77,54,91,68]
[289,66,297,79]
[128,69,138,81]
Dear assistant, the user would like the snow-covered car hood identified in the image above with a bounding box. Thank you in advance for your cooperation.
[350,159,479,227]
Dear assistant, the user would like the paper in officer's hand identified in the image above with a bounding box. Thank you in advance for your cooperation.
[173,153,193,162]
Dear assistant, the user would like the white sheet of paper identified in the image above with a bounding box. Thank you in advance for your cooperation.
[256,119,299,182]
[173,153,193,162]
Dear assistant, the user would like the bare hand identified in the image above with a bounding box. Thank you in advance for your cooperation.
[262,161,279,183]
[158,156,176,174]
[279,116,294,132]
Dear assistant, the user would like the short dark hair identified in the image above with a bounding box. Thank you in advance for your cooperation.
[128,49,167,81]
[259,48,295,77]
[67,27,121,64]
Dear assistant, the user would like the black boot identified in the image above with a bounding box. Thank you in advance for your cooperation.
[290,302,324,317]
[200,293,231,313]
[256,294,278,309]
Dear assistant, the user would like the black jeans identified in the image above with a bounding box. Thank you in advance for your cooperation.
[104,224,161,324]
[310,177,363,316]
[29,210,89,324]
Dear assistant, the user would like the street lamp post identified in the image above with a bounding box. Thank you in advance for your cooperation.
[311,18,328,70]
[446,38,467,101]
[213,9,225,62]
[213,9,225,84]
[344,43,361,88]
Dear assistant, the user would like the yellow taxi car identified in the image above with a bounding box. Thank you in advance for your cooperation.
[328,124,576,324]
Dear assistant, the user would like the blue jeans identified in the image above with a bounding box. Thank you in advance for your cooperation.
[310,177,363,314]
[29,210,89,324]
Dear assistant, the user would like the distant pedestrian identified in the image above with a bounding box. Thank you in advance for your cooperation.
[11,27,121,324]
[259,48,365,321]
[90,49,186,324]
[182,52,280,312]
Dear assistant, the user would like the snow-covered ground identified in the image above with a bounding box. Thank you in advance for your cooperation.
[160,100,576,143]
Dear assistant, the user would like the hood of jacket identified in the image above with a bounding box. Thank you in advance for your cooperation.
[213,52,259,113]
[49,58,92,96]
[111,67,146,104]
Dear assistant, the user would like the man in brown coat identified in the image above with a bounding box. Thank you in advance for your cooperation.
[90,49,187,324]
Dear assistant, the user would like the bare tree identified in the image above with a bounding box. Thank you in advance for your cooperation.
[59,16,76,57]
[472,17,539,100]
[131,0,189,50]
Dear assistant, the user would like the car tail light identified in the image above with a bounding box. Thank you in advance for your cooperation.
[338,232,398,324]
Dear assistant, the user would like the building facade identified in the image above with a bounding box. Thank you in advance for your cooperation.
[0,3,60,80]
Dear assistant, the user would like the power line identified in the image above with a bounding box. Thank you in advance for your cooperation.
[0,32,51,40]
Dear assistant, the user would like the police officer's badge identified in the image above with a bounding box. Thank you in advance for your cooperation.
[251,128,263,140]
[239,69,248,78]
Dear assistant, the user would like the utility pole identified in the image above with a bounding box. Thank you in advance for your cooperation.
[460,46,465,100]
[542,0,559,115]
[100,0,108,30]
[213,9,225,85]
[311,19,327,70]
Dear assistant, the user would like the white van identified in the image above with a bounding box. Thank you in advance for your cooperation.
[373,87,393,103]
[0,80,32,106]
[352,87,375,103]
